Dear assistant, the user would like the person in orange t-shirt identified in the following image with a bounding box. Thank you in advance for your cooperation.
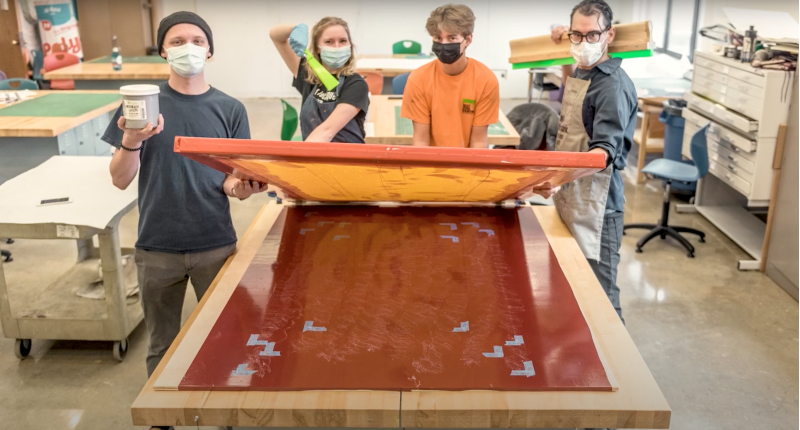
[400,4,500,148]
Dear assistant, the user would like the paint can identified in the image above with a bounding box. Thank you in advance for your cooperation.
[120,85,160,129]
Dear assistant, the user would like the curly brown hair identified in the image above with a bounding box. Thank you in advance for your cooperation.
[425,4,475,37]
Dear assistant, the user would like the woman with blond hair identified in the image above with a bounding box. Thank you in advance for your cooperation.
[270,18,369,143]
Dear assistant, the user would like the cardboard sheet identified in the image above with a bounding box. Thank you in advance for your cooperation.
[0,156,137,229]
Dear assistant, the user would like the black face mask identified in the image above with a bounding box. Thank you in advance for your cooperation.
[432,41,463,64]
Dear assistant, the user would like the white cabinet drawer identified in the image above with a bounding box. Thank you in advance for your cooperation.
[683,108,711,128]
[684,91,758,134]
[695,56,730,74]
[729,68,766,88]
[706,132,756,162]
[57,129,78,156]
[723,86,762,119]
[708,122,756,153]
[726,78,764,99]
[694,66,729,85]
[709,159,752,196]
[693,75,727,95]
[694,55,766,89]
[708,145,755,181]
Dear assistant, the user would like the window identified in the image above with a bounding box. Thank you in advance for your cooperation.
[633,0,702,61]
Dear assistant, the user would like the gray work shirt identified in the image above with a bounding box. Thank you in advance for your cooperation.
[573,57,638,212]
[102,83,250,253]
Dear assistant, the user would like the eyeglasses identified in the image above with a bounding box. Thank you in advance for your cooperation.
[568,28,610,45]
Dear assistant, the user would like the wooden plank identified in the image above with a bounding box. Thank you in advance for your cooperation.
[0,90,121,137]
[760,123,788,272]
[399,206,670,429]
[132,202,401,427]
[43,62,170,80]
[364,95,521,146]
[509,21,653,65]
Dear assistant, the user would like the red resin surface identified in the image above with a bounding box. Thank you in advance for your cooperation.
[179,206,611,391]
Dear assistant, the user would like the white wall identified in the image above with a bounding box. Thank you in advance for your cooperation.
[160,0,637,99]
[698,0,798,51]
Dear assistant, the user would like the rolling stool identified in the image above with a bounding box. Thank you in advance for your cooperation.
[623,124,710,257]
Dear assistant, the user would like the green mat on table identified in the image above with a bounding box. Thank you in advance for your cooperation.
[0,94,121,117]
[88,55,166,64]
[394,106,509,135]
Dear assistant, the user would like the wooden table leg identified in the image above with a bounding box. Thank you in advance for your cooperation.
[637,111,651,184]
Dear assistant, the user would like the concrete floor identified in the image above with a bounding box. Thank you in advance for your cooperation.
[0,98,796,430]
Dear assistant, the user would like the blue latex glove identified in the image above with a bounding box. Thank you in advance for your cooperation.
[289,24,309,58]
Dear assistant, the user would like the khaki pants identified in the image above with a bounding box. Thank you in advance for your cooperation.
[135,243,236,376]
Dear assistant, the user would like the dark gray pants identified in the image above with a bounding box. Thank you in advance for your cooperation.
[135,243,237,376]
[587,212,624,323]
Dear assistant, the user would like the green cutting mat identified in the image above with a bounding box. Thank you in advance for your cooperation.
[88,55,166,64]
[0,93,121,117]
[394,106,509,135]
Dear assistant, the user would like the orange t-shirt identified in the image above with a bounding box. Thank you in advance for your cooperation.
[401,58,500,147]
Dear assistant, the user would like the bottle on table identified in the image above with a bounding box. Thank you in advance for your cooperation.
[741,26,757,64]
[112,35,122,71]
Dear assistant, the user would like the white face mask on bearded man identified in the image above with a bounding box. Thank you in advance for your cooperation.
[570,39,605,67]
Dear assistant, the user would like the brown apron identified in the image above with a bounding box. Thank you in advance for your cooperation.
[553,76,612,261]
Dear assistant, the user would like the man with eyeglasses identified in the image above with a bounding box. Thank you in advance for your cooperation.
[534,0,637,331]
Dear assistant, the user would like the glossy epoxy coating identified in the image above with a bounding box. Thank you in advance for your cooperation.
[180,206,611,391]
[174,138,604,202]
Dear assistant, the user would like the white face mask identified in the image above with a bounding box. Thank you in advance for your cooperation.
[165,44,208,78]
[570,40,605,67]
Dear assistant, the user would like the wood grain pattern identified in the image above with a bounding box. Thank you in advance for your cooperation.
[133,202,401,427]
[400,206,670,429]
[356,55,433,77]
[42,61,170,80]
[0,90,121,137]
[509,21,653,64]
[365,95,521,146]
[131,204,670,428]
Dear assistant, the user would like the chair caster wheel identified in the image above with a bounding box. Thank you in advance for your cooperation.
[14,339,32,359]
[699,237,705,243]
[113,339,129,362]
[635,248,643,253]
[687,253,695,258]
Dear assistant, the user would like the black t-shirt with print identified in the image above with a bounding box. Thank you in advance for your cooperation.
[292,58,369,136]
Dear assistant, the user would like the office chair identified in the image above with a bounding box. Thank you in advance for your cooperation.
[623,124,710,257]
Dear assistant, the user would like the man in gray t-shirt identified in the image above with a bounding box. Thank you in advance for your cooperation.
[103,12,267,390]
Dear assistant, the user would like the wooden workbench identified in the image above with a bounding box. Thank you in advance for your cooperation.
[0,90,120,182]
[43,56,170,90]
[0,90,120,137]
[365,95,521,147]
[131,201,670,428]
[356,54,434,78]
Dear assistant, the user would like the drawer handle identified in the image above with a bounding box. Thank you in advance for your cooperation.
[728,164,737,172]
[727,154,736,161]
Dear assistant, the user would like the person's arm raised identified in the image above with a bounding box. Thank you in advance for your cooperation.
[109,114,163,190]
[269,23,305,78]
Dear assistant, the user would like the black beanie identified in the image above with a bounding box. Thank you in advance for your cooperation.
[157,11,214,57]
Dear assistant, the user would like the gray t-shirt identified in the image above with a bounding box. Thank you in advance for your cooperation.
[574,58,638,213]
[102,83,250,253]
